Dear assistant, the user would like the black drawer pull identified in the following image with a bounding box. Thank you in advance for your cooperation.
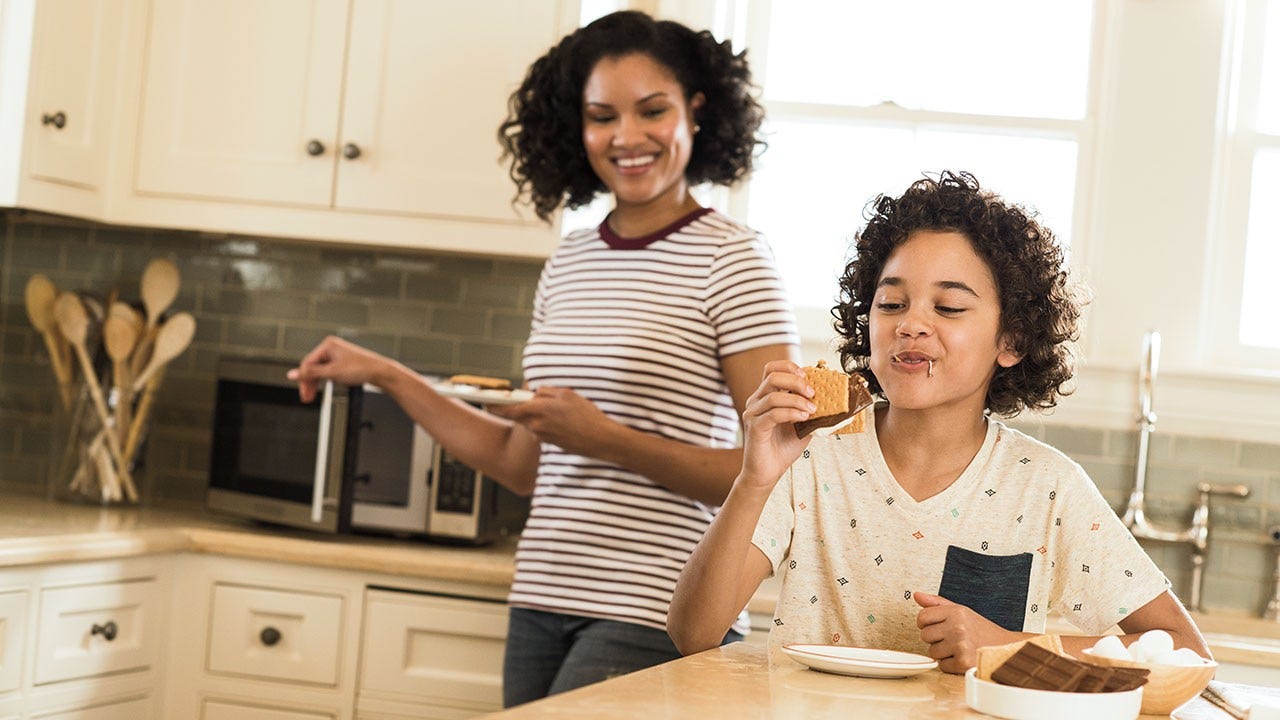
[260,626,282,647]
[91,621,118,641]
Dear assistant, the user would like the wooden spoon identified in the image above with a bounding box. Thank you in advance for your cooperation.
[133,258,181,376]
[131,312,195,393]
[141,258,180,326]
[53,292,136,501]
[24,274,73,409]
[124,312,196,463]
[103,309,139,437]
[110,301,144,337]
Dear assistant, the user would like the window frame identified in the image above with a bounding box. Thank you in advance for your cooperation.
[1206,0,1280,370]
[716,0,1110,351]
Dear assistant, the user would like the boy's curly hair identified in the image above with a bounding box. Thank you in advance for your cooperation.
[498,11,765,222]
[833,171,1085,417]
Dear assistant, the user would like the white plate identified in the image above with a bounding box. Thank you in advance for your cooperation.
[431,382,534,406]
[782,644,938,678]
[964,668,1143,720]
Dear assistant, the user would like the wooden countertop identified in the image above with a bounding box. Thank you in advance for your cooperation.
[1,492,1278,672]
[0,493,517,587]
[481,642,1239,720]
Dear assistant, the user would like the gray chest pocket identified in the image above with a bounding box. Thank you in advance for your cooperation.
[937,545,1033,632]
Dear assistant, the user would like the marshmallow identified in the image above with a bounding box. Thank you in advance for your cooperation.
[1173,647,1207,665]
[1090,634,1132,660]
[1136,629,1175,656]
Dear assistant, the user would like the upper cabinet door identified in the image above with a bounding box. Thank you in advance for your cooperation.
[24,0,120,190]
[335,0,564,224]
[135,0,348,206]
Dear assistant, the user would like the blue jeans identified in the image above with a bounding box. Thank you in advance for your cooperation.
[502,607,743,707]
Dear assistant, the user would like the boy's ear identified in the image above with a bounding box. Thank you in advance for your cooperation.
[997,336,1022,368]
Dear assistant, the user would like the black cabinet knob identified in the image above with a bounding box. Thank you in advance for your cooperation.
[306,139,325,156]
[91,621,118,641]
[342,142,362,160]
[260,626,282,646]
[41,111,66,129]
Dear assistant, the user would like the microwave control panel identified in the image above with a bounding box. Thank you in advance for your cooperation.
[435,454,477,514]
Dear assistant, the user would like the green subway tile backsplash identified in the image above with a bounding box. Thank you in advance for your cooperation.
[0,209,541,506]
[3,209,1280,616]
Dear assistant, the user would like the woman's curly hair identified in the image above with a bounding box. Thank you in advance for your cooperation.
[833,171,1086,417]
[498,11,765,222]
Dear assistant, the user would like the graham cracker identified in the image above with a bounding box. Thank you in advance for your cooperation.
[794,362,873,437]
[448,374,512,390]
[977,634,1065,682]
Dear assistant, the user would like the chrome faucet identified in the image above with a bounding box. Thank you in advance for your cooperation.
[1120,331,1250,612]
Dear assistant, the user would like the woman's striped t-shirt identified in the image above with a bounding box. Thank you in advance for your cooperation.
[509,207,799,632]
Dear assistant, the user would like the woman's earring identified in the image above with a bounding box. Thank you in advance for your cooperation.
[693,124,701,134]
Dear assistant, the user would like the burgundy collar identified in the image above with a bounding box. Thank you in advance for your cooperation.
[599,207,713,250]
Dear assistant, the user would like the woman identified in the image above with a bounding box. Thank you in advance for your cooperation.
[290,10,799,706]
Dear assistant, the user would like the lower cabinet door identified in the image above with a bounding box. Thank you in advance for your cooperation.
[32,695,150,719]
[206,583,343,685]
[358,589,507,713]
[0,591,27,693]
[35,579,159,684]
[202,698,335,720]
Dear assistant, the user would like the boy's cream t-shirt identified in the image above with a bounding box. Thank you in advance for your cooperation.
[751,414,1170,654]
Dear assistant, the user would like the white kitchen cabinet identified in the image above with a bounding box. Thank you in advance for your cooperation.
[161,554,362,720]
[127,0,577,257]
[0,558,165,720]
[356,589,507,719]
[134,0,347,207]
[0,0,126,216]
[34,579,160,685]
[202,697,336,720]
[206,583,344,686]
[32,695,151,720]
[0,591,27,694]
[333,1,553,221]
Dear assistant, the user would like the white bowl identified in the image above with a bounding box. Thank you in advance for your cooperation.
[964,667,1143,720]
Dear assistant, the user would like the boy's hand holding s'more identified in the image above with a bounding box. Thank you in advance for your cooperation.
[740,359,873,490]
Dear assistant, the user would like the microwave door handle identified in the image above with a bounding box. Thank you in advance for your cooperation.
[311,380,334,523]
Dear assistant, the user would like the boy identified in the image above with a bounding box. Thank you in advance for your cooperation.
[667,172,1209,673]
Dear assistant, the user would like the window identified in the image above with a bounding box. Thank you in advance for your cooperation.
[1214,0,1280,365]
[723,1,1098,336]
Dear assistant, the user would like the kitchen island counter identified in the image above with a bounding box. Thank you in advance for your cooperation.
[482,641,1238,720]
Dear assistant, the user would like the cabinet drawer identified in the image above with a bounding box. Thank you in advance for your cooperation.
[35,579,159,684]
[207,584,343,685]
[358,590,507,709]
[33,695,150,719]
[202,698,335,720]
[0,591,27,693]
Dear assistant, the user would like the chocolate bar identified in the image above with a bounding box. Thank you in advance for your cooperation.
[990,642,1149,693]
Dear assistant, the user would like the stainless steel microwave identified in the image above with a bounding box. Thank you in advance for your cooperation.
[207,357,527,543]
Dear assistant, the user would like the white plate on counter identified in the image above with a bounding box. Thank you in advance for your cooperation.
[431,382,534,406]
[782,644,937,678]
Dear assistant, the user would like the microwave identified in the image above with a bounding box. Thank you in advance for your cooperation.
[207,357,528,544]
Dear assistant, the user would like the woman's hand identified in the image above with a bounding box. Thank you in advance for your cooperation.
[488,387,616,456]
[288,336,392,402]
[738,360,817,490]
[914,592,1020,674]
